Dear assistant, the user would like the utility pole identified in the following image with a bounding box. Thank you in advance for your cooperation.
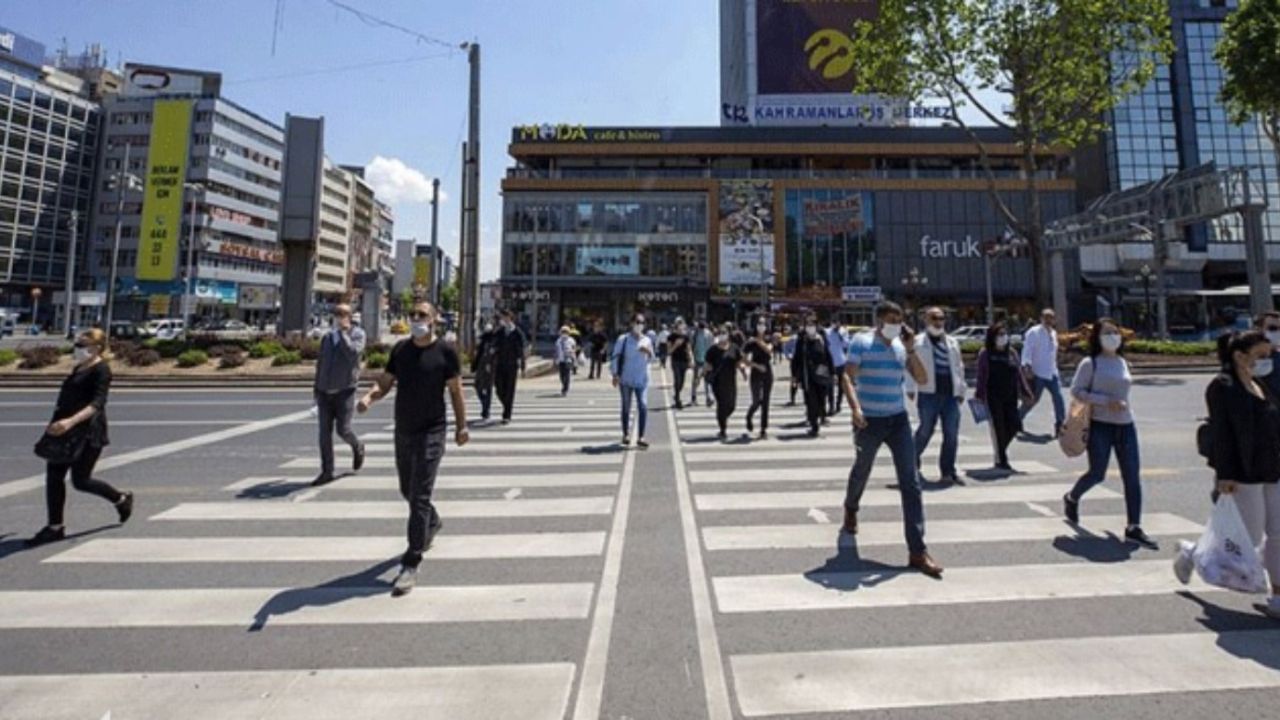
[429,176,440,305]
[459,41,481,352]
[63,209,78,337]
[182,182,200,335]
[105,142,132,331]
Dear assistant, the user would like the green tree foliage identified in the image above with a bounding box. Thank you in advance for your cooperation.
[439,276,461,313]
[847,0,1173,306]
[1217,0,1280,148]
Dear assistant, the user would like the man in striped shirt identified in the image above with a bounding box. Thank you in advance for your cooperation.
[840,301,943,578]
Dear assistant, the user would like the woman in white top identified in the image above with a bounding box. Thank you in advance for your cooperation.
[555,326,578,396]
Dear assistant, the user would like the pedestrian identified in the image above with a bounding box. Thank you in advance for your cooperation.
[975,323,1032,471]
[693,320,713,407]
[1252,311,1280,399]
[705,326,747,440]
[783,330,799,406]
[493,309,526,425]
[773,329,785,365]
[790,314,833,437]
[840,301,943,578]
[744,318,774,439]
[588,320,609,380]
[1191,330,1280,616]
[667,318,693,409]
[826,318,848,418]
[311,303,367,487]
[1020,308,1067,437]
[472,318,498,421]
[912,307,966,485]
[555,325,577,396]
[611,312,654,449]
[25,328,134,547]
[657,323,671,368]
[1062,318,1157,549]
[357,302,468,596]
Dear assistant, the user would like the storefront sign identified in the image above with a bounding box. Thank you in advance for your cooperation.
[135,99,192,282]
[803,196,866,236]
[238,284,278,310]
[514,125,667,143]
[919,234,982,259]
[576,247,639,276]
[147,294,171,317]
[210,206,254,227]
[195,279,238,305]
[210,239,284,266]
[507,288,551,303]
[841,285,883,303]
[719,180,777,285]
[637,291,681,304]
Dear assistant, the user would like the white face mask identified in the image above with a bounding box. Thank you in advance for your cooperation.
[757,324,767,334]
[484,323,494,332]
[1266,330,1280,347]
[995,335,1009,349]
[633,322,645,335]
[73,346,95,364]
[927,325,944,338]
[805,325,818,337]
[1255,358,1274,377]
[1100,334,1122,352]
[410,322,433,339]
[881,323,903,341]
[715,335,728,345]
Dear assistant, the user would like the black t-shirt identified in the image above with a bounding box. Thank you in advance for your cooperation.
[744,339,772,374]
[53,361,111,447]
[386,339,460,434]
[706,344,741,392]
[667,332,692,364]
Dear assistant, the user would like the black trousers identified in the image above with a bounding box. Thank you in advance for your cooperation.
[316,388,360,477]
[714,383,737,434]
[988,396,1021,466]
[394,429,446,568]
[804,384,828,432]
[747,372,773,431]
[589,355,605,379]
[495,366,519,421]
[671,360,690,404]
[45,445,120,527]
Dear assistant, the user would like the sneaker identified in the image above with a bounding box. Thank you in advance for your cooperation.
[636,438,650,450]
[115,491,134,524]
[759,430,768,440]
[675,401,684,410]
[1063,494,1079,525]
[24,525,65,548]
[1255,598,1280,620]
[1125,526,1159,550]
[717,431,727,441]
[807,427,820,438]
[1173,541,1195,585]
[621,435,631,447]
[391,566,417,597]
[500,418,511,426]
[352,443,366,472]
[746,416,754,433]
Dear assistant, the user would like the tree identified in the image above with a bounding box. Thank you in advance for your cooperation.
[439,276,461,313]
[1217,0,1280,152]
[846,0,1173,308]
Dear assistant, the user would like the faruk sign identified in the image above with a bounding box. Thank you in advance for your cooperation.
[919,234,981,259]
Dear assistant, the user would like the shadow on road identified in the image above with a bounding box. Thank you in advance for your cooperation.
[1052,525,1139,563]
[1133,377,1188,387]
[803,540,904,592]
[1016,433,1056,446]
[581,444,626,455]
[964,467,1018,482]
[249,557,400,632]
[0,524,117,561]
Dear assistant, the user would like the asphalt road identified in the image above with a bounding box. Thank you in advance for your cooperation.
[0,365,1278,719]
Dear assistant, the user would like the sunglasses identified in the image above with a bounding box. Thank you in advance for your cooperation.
[410,312,432,321]
[1266,325,1280,332]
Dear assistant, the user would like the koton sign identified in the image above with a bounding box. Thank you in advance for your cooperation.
[210,240,284,266]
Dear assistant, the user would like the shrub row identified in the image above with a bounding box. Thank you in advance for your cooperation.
[18,346,62,369]
[0,349,17,367]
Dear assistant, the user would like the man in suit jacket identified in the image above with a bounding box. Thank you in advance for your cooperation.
[312,303,367,486]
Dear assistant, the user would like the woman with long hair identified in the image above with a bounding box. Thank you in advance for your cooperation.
[1062,318,1156,549]
[705,324,747,441]
[744,318,774,439]
[25,328,134,546]
[975,322,1031,471]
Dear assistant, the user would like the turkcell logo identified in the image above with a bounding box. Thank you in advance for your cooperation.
[919,235,981,259]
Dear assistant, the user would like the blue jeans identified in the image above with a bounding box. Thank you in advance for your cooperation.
[620,383,649,439]
[845,412,926,555]
[1021,375,1065,430]
[1069,420,1142,527]
[914,393,960,479]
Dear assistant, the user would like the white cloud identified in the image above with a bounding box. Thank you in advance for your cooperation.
[365,155,448,205]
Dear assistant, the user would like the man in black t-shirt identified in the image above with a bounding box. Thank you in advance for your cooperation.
[359,302,469,596]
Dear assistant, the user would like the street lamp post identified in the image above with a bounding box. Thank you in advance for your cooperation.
[900,266,929,326]
[31,287,42,332]
[62,209,78,337]
[104,143,139,331]
[1136,263,1153,337]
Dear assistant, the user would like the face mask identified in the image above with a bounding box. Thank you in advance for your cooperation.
[484,323,494,332]
[1266,330,1280,347]
[1100,334,1122,352]
[927,325,944,338]
[757,324,767,334]
[996,335,1009,349]
[633,323,645,335]
[715,335,728,345]
[410,322,432,339]
[73,347,94,363]
[805,325,817,337]
[1255,358,1274,377]
[881,323,903,341]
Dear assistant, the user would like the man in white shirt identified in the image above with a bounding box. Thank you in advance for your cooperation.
[1019,308,1066,436]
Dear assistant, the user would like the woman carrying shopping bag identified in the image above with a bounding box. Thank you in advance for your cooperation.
[26,328,134,547]
[1061,319,1157,549]
[555,326,578,396]
[1192,330,1280,616]
[974,323,1032,472]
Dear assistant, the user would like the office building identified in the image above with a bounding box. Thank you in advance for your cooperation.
[316,160,353,302]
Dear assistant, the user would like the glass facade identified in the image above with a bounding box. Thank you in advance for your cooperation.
[782,189,875,290]
[1107,53,1179,186]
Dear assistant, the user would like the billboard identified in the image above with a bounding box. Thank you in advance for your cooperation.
[122,64,222,98]
[135,99,192,282]
[755,0,879,96]
[576,247,640,276]
[803,195,867,236]
[718,180,776,286]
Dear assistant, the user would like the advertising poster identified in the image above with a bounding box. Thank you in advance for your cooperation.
[718,180,776,286]
[238,284,278,311]
[576,247,640,276]
[755,0,880,96]
[803,195,867,237]
[135,99,192,281]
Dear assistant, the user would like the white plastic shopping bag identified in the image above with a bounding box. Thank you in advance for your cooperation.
[1188,495,1268,594]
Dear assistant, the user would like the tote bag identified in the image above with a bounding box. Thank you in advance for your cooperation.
[1058,362,1094,458]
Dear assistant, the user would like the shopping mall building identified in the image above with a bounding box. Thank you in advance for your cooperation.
[499,125,1079,338]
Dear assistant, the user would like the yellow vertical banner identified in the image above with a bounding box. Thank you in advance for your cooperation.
[135,99,193,281]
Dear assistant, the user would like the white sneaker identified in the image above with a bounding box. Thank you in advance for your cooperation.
[1173,540,1195,585]
[391,566,417,597]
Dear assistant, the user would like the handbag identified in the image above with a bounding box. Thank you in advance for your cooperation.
[35,424,89,464]
[1059,363,1095,458]
[967,398,989,424]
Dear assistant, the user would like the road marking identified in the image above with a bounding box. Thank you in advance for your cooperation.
[0,420,252,428]
[0,409,311,499]
[222,472,620,492]
[688,461,1060,483]
[729,631,1280,715]
[151,497,614,521]
[281,455,622,469]
[1026,501,1059,517]
[0,664,577,720]
[713,559,1212,613]
[45,533,607,563]
[570,420,637,720]
[806,508,829,524]
[504,488,523,501]
[694,483,1112,512]
[661,372,734,720]
[0,583,595,628]
[700,513,1201,551]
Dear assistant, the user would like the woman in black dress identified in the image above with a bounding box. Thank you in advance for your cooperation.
[26,328,134,546]
[705,326,747,441]
[744,319,774,439]
[974,322,1032,471]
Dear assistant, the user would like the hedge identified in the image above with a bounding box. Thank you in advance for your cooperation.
[364,351,389,370]
[1124,340,1216,356]
[176,349,209,368]
[249,340,285,359]
[272,350,303,366]
[219,350,247,369]
[19,346,61,369]
[0,349,17,367]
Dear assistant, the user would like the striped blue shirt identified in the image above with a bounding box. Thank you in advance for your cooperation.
[847,330,908,417]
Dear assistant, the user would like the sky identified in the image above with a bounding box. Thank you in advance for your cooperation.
[6,0,724,281]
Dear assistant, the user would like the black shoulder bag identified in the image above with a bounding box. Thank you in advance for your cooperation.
[35,424,89,464]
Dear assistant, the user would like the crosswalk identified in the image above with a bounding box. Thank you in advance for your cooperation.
[0,383,634,720]
[665,373,1280,717]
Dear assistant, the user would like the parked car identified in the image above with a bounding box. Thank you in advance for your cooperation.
[143,318,186,340]
[950,325,988,342]
[212,319,255,340]
[109,321,144,341]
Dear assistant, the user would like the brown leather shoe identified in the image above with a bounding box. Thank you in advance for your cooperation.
[909,552,944,579]
[842,509,858,535]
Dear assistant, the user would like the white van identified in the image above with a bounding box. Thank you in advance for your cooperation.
[143,318,185,340]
